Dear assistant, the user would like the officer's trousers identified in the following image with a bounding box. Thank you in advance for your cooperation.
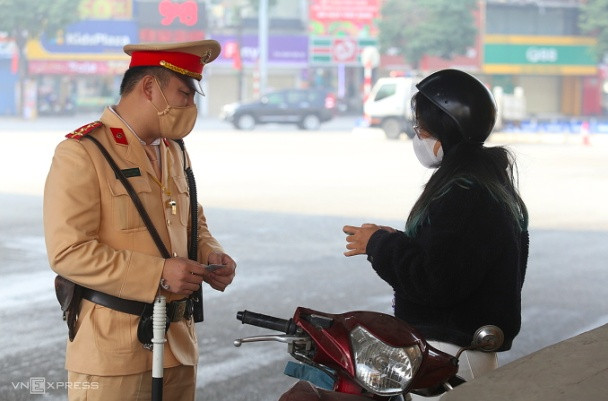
[68,364,196,401]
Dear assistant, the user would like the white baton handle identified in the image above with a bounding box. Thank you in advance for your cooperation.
[152,296,166,401]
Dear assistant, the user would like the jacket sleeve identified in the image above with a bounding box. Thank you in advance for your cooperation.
[366,184,500,307]
[196,202,224,263]
[43,139,164,303]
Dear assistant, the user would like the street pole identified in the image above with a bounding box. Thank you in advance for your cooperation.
[258,0,268,96]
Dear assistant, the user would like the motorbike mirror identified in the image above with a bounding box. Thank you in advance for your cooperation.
[455,325,504,360]
[471,325,504,352]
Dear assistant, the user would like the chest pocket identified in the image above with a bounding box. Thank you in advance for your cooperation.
[170,175,190,227]
[108,176,152,231]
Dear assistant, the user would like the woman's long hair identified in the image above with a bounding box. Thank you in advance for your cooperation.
[405,93,528,236]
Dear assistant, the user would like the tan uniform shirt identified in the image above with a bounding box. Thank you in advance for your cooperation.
[44,107,223,376]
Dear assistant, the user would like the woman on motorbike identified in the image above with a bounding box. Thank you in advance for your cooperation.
[343,69,529,392]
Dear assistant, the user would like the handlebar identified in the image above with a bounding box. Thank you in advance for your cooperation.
[236,310,297,334]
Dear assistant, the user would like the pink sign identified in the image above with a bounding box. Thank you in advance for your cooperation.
[309,0,380,37]
[29,60,129,75]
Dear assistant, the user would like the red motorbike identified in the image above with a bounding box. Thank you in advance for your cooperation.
[234,307,503,400]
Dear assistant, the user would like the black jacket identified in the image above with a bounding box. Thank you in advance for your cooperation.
[366,182,529,351]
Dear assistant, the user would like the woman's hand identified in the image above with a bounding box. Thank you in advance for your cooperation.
[343,223,388,257]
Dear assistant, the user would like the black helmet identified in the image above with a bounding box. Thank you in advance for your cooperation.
[415,69,496,143]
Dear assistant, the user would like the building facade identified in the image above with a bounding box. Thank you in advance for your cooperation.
[1,0,603,120]
[482,0,601,118]
[377,0,601,121]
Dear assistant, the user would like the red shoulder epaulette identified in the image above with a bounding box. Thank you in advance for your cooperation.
[66,121,104,140]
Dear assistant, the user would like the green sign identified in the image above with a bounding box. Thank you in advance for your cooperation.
[482,35,598,75]
[484,43,595,66]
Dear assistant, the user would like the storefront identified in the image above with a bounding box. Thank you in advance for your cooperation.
[0,37,18,116]
[482,34,600,117]
[306,0,380,114]
[25,19,135,115]
[23,0,213,115]
[206,33,309,118]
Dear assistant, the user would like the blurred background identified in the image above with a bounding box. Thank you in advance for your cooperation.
[1,1,608,400]
[1,0,608,132]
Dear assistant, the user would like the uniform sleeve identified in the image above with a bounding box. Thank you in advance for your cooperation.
[43,139,164,303]
[196,202,224,263]
[366,185,499,307]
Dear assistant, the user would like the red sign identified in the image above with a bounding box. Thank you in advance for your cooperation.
[139,28,204,43]
[332,38,357,63]
[309,0,379,37]
[158,0,198,26]
[310,0,379,22]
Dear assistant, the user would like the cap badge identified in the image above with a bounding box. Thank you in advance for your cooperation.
[201,49,212,64]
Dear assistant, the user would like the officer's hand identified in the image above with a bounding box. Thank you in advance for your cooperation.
[343,223,383,257]
[161,257,206,295]
[204,252,236,292]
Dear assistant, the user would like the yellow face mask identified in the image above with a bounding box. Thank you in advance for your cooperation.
[150,78,198,140]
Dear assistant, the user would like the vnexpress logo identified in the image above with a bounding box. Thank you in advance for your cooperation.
[29,377,46,394]
[11,377,46,394]
[11,377,100,394]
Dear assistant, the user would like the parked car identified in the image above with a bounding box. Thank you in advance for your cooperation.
[220,88,336,130]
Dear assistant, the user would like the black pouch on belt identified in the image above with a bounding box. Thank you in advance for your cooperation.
[137,303,170,348]
[54,275,83,342]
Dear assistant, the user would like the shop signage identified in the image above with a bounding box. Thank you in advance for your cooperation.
[39,20,137,54]
[483,35,597,75]
[212,34,308,67]
[135,0,206,44]
[332,38,357,63]
[309,0,380,38]
[136,0,207,29]
[79,0,133,20]
[29,60,129,75]
[139,28,204,42]
[309,36,377,65]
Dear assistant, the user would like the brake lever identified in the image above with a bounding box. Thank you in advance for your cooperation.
[233,334,309,347]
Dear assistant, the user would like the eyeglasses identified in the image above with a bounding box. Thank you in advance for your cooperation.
[413,124,425,138]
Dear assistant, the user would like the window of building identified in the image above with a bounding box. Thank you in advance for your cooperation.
[486,4,581,36]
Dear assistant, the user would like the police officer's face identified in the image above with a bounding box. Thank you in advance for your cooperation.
[158,75,196,108]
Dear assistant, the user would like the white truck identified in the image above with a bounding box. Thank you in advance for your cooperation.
[363,76,419,140]
[364,76,527,139]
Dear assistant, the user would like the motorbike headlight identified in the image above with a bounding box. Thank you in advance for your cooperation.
[350,325,422,395]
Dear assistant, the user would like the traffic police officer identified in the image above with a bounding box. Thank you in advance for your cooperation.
[44,40,236,401]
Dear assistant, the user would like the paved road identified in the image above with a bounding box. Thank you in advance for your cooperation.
[1,116,607,400]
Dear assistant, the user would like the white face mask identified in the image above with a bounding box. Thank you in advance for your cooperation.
[413,134,444,168]
[150,79,197,140]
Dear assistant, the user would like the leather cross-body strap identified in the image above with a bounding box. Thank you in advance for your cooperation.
[86,135,204,322]
[86,135,171,259]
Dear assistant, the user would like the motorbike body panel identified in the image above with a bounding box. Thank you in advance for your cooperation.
[293,307,458,395]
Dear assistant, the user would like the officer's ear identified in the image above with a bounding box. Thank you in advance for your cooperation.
[141,75,156,101]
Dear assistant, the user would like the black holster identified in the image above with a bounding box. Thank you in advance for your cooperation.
[54,275,83,341]
[136,303,169,348]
